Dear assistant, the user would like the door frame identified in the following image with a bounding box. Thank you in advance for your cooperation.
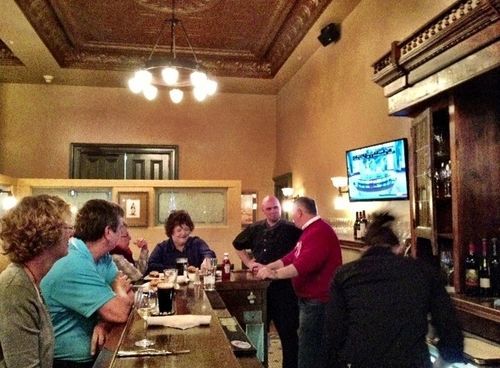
[70,143,179,179]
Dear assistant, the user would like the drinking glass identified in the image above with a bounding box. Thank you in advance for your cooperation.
[134,289,156,347]
[164,268,178,284]
[203,257,217,291]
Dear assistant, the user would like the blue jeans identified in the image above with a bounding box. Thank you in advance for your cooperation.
[298,298,327,368]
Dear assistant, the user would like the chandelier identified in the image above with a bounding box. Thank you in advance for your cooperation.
[127,0,217,103]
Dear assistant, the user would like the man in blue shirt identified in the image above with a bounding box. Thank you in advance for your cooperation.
[41,199,134,368]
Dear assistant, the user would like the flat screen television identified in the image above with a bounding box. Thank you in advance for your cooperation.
[346,138,409,202]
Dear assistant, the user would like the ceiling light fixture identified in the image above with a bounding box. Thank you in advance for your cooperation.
[127,0,217,103]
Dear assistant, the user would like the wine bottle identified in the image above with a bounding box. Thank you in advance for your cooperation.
[360,210,369,240]
[490,238,500,297]
[479,238,491,297]
[353,212,360,240]
[464,241,479,296]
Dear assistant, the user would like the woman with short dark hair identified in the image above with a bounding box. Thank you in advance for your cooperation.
[0,195,73,368]
[146,210,215,273]
[325,211,463,368]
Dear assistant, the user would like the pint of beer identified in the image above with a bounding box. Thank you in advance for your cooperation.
[157,282,175,315]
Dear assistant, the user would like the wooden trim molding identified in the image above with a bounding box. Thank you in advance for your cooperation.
[371,0,500,109]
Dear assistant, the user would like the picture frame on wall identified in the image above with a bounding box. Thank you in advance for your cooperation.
[241,192,257,228]
[117,192,148,227]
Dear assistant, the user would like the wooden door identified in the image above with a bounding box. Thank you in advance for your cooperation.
[77,152,125,179]
[410,109,438,258]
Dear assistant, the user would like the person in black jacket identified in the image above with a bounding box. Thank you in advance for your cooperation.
[325,212,463,368]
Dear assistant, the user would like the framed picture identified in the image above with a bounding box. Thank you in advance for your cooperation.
[117,192,148,227]
[241,192,257,228]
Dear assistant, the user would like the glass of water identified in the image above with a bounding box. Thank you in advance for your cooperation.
[203,257,217,291]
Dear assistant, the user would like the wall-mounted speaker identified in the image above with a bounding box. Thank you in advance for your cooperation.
[318,23,340,47]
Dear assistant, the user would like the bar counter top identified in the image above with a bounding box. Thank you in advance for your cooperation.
[101,282,263,368]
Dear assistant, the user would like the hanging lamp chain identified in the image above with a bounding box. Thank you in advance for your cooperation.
[146,0,199,66]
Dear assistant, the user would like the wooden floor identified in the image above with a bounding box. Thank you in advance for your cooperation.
[268,324,283,368]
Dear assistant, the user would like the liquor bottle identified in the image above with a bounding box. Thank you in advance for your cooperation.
[353,212,360,240]
[479,238,491,297]
[222,252,231,281]
[433,170,441,198]
[360,210,369,240]
[490,238,500,297]
[464,241,479,296]
[444,161,452,197]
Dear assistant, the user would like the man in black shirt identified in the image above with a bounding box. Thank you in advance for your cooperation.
[233,195,302,368]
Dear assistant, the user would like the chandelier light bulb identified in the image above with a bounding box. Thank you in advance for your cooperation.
[162,67,179,85]
[135,70,153,86]
[143,84,158,100]
[169,88,184,104]
[190,70,207,87]
[2,195,17,211]
[127,2,217,103]
[206,79,218,96]
[193,86,208,101]
[128,77,143,94]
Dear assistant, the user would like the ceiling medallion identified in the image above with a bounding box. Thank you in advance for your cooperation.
[133,0,222,14]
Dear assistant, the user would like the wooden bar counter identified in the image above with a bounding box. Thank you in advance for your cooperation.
[100,282,263,368]
[215,270,271,367]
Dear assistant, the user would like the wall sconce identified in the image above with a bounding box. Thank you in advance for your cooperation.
[281,187,297,213]
[331,176,349,209]
[281,187,294,198]
[0,190,17,211]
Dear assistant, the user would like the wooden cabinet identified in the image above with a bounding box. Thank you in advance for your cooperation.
[216,272,270,367]
[371,0,499,343]
[409,72,499,295]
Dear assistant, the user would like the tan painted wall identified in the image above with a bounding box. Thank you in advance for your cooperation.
[0,85,276,201]
[0,178,243,272]
[0,0,459,267]
[275,0,456,226]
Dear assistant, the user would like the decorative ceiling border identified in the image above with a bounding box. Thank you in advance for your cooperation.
[14,0,332,79]
[371,0,500,88]
[0,40,23,66]
[267,0,333,75]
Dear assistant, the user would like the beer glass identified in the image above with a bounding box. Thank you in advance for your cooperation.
[176,257,188,278]
[157,282,176,315]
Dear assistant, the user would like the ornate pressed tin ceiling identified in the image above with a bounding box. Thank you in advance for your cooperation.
[0,0,359,92]
[12,0,330,78]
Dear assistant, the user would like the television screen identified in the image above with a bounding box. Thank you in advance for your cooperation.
[346,138,409,201]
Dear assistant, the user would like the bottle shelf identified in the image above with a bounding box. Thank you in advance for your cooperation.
[437,233,453,240]
[434,196,452,201]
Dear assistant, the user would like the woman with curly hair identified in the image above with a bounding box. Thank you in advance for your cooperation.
[0,194,73,368]
[324,211,463,368]
[146,210,216,274]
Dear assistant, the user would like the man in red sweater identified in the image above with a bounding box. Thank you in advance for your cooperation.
[257,197,342,368]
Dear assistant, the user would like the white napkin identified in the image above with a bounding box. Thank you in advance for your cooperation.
[147,315,211,330]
